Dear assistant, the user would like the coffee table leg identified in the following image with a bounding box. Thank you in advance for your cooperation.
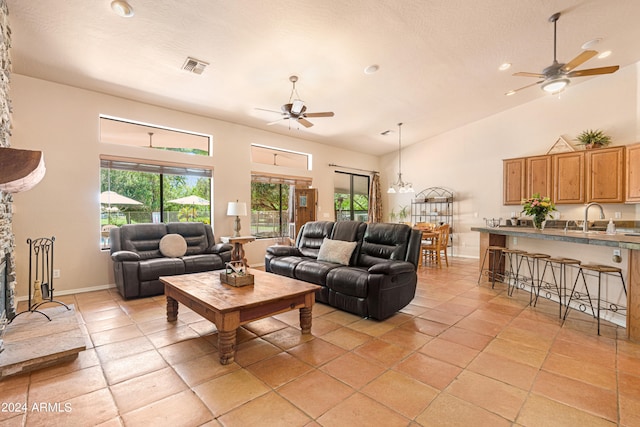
[218,329,237,365]
[167,296,178,322]
[299,306,312,334]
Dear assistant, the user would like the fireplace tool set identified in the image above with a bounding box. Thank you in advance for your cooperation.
[12,236,69,322]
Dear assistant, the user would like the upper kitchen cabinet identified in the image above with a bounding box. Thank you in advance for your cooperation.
[553,151,585,204]
[586,146,625,203]
[625,143,640,203]
[503,158,526,205]
[526,155,552,199]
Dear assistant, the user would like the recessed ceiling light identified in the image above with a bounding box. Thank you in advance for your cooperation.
[499,63,511,71]
[111,0,134,18]
[581,38,602,50]
[364,64,379,74]
[598,50,612,59]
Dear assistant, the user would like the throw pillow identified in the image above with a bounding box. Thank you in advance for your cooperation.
[159,234,187,258]
[317,238,357,265]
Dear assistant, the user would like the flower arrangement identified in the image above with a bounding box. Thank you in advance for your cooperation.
[575,129,611,149]
[521,193,556,229]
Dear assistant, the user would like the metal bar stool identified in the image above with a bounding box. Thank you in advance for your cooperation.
[521,253,550,305]
[478,246,506,289]
[564,264,627,335]
[536,257,581,318]
[502,248,526,296]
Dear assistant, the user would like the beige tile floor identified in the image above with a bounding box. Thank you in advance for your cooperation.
[1,257,639,426]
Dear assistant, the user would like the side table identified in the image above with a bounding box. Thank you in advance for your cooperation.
[221,236,256,266]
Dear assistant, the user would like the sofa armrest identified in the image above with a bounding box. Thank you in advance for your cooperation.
[111,250,141,262]
[368,261,415,275]
[266,245,302,257]
[208,243,233,254]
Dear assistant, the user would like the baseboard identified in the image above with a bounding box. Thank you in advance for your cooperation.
[15,283,117,302]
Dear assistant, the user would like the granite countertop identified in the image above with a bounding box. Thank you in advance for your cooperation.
[471,226,640,250]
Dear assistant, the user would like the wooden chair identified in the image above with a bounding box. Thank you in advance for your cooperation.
[421,224,450,267]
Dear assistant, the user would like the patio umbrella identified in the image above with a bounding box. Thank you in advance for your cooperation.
[168,195,210,221]
[100,191,142,205]
[167,195,210,206]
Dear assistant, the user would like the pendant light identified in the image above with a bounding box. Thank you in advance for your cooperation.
[387,122,414,194]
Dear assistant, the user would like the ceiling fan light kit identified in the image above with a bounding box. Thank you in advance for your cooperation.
[508,12,619,96]
[387,122,414,194]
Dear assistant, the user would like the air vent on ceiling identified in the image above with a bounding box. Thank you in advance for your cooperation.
[181,57,209,75]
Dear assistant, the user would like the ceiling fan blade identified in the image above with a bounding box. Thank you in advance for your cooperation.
[567,65,620,77]
[267,117,289,126]
[304,112,335,118]
[562,50,597,72]
[505,80,544,95]
[513,72,546,78]
[255,107,284,116]
[297,118,314,128]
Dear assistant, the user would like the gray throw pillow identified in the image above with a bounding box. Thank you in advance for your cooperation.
[159,234,187,258]
[317,238,357,265]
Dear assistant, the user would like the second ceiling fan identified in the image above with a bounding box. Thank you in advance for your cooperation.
[508,12,619,95]
[257,76,334,128]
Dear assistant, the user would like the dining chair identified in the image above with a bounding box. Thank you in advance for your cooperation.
[421,223,450,267]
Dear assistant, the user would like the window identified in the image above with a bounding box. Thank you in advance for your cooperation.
[100,158,212,249]
[251,144,312,170]
[334,172,369,222]
[251,174,312,239]
[100,115,211,156]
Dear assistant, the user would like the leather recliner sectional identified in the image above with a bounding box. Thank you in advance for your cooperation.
[265,221,422,320]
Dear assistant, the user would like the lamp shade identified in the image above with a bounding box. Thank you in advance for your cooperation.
[227,201,247,216]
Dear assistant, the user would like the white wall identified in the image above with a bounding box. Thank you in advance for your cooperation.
[9,74,379,297]
[383,62,640,258]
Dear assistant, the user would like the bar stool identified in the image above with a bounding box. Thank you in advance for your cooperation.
[564,264,627,335]
[536,257,581,318]
[478,246,506,289]
[502,248,526,296]
[521,252,550,305]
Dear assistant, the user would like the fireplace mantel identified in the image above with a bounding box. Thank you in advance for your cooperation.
[0,147,46,193]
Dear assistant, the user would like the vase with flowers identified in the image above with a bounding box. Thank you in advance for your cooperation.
[521,193,556,230]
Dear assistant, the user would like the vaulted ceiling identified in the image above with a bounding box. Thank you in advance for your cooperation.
[7,1,640,155]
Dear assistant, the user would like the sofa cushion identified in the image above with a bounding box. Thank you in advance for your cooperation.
[296,221,335,258]
[119,223,167,260]
[358,223,411,267]
[166,222,210,255]
[295,260,341,286]
[269,256,308,278]
[182,254,225,273]
[159,234,188,258]
[317,238,357,266]
[326,266,369,298]
[138,258,186,281]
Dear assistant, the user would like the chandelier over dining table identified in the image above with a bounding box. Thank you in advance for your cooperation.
[387,122,414,194]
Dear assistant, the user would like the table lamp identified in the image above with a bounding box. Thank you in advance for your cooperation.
[227,201,247,237]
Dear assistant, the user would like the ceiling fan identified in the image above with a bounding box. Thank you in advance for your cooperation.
[256,76,334,128]
[507,12,619,95]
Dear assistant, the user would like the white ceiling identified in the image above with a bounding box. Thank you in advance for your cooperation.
[7,1,640,156]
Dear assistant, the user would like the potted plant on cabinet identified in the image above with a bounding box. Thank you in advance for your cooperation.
[398,205,410,224]
[575,129,612,149]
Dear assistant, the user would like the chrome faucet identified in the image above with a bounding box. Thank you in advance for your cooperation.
[583,202,605,232]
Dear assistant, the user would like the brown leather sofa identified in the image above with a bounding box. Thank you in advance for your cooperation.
[109,222,232,298]
[265,221,421,320]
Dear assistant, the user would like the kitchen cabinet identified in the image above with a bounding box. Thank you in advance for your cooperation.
[586,146,625,203]
[553,151,585,204]
[526,155,552,198]
[503,158,526,205]
[626,143,640,203]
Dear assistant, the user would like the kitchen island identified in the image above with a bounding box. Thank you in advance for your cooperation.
[472,226,640,341]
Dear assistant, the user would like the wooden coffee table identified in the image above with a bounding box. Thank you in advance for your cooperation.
[160,269,321,364]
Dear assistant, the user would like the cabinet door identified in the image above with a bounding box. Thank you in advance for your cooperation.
[553,152,585,204]
[526,155,552,198]
[626,143,640,202]
[586,146,625,203]
[503,158,526,205]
